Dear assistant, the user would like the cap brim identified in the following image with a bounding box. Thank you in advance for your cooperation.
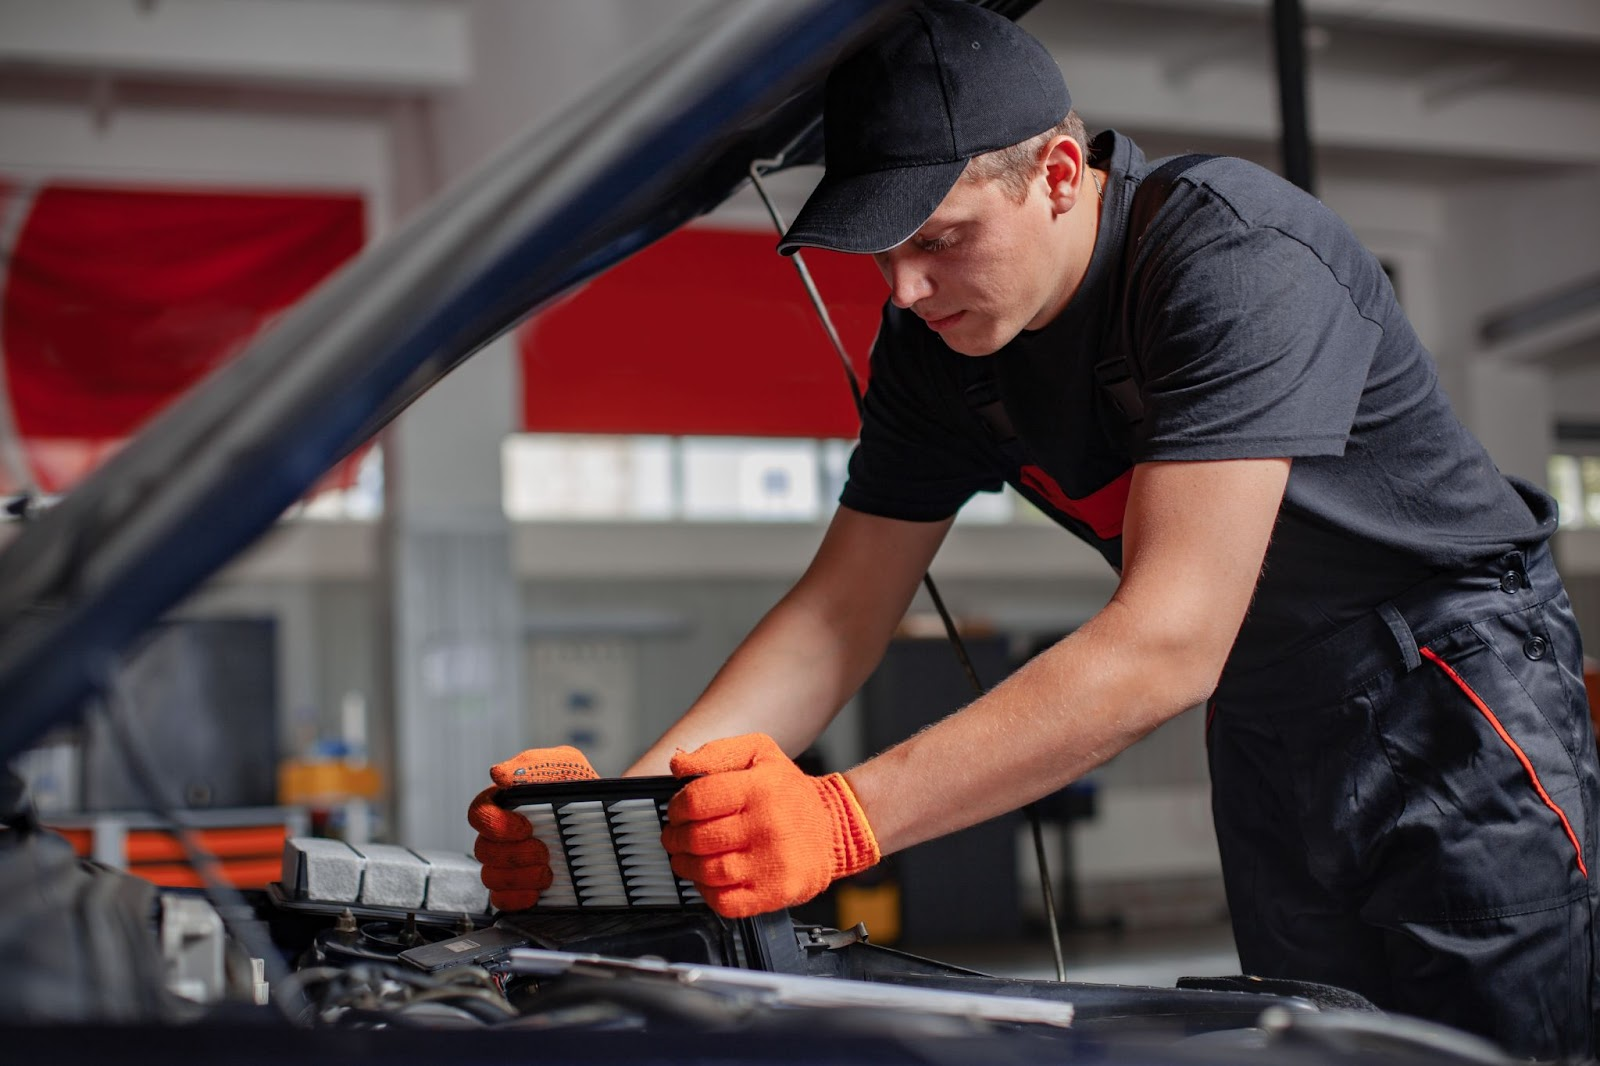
[776,158,968,256]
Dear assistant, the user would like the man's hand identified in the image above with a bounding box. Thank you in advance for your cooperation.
[466,746,598,910]
[663,733,879,918]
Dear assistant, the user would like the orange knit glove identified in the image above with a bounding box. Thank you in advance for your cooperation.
[662,733,879,918]
[466,746,598,910]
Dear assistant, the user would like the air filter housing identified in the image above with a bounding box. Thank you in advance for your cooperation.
[494,777,702,909]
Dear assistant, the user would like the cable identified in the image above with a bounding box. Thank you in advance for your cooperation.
[100,666,310,1025]
[748,157,1068,982]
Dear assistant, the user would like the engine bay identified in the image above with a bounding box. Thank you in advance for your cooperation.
[0,773,1527,1065]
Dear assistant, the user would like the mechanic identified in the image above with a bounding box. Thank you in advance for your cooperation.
[469,1,1600,1056]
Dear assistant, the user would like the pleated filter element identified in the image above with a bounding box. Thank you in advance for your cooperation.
[515,803,578,907]
[503,777,704,909]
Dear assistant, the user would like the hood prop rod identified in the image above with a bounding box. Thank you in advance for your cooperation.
[748,157,1068,983]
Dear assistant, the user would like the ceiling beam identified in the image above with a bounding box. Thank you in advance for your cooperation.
[1481,303,1600,365]
[1097,0,1600,51]
[1047,44,1600,168]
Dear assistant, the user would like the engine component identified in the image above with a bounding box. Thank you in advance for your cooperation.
[282,962,517,1029]
[505,947,1076,1028]
[306,911,466,969]
[281,838,489,914]
[493,777,700,909]
[0,784,176,1022]
[160,893,226,1003]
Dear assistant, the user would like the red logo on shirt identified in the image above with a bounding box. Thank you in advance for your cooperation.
[1020,465,1131,540]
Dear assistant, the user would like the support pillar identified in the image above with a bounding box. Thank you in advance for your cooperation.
[382,334,523,851]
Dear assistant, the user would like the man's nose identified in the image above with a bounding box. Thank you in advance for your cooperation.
[875,251,933,310]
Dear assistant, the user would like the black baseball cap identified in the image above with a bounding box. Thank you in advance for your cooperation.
[777,0,1071,256]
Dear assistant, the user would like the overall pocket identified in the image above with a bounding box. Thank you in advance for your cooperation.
[1370,610,1590,924]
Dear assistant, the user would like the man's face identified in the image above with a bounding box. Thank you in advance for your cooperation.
[869,167,1074,356]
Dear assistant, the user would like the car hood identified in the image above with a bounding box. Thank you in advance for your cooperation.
[0,1,1037,763]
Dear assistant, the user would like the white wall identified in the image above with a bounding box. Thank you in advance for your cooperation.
[427,0,711,188]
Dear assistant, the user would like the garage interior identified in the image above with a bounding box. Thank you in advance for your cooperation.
[2,0,1600,1000]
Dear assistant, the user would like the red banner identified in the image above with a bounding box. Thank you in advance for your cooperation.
[1,183,364,493]
[520,227,887,439]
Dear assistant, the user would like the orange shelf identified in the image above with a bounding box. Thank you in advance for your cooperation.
[46,817,291,889]
[119,825,287,863]
[131,858,284,890]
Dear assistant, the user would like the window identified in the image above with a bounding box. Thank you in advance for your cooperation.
[1548,454,1600,530]
[502,435,673,521]
[680,437,820,522]
[504,433,1051,526]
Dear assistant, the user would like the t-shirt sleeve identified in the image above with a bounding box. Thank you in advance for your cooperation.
[1129,208,1384,463]
[839,306,1006,521]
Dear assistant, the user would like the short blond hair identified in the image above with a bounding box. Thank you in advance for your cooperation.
[963,111,1089,203]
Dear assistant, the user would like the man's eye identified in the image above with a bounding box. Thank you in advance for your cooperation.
[918,234,955,252]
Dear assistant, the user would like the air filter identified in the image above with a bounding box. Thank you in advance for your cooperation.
[494,777,703,909]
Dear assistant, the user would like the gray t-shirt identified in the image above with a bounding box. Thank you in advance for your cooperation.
[841,131,1552,671]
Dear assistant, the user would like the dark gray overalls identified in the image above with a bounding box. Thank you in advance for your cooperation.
[1211,484,1600,1059]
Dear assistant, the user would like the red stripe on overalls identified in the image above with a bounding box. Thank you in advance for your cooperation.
[1420,646,1588,879]
[1020,465,1132,540]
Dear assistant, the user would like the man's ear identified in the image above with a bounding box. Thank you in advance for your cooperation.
[1041,135,1087,215]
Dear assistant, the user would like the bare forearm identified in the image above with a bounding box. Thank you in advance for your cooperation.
[628,508,952,777]
[844,598,1215,853]
[627,591,890,775]
[845,459,1289,854]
